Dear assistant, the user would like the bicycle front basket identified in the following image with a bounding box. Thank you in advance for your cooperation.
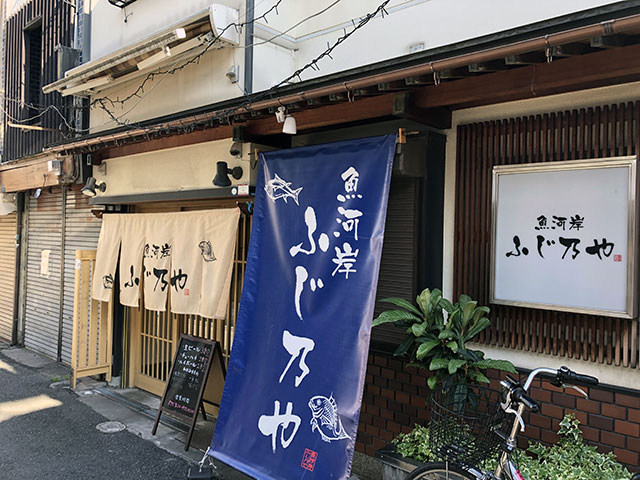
[428,385,504,469]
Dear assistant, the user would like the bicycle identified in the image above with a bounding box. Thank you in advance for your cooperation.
[405,366,599,480]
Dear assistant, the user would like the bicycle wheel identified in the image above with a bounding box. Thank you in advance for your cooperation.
[405,462,476,480]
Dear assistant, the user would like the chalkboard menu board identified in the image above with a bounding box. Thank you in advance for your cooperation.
[152,335,225,450]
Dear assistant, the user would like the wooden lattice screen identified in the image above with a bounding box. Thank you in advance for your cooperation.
[455,102,640,368]
[71,250,113,388]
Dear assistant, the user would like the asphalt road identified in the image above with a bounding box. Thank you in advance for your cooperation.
[0,349,191,480]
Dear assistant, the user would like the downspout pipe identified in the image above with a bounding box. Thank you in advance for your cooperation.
[44,14,640,153]
[11,192,23,345]
[244,0,254,95]
[57,186,67,362]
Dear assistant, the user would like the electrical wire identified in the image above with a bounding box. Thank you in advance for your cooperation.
[3,0,392,142]
[243,0,343,48]
[94,0,391,132]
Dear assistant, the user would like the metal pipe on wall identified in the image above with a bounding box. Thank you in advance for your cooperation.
[11,192,23,345]
[57,186,67,362]
[17,194,29,347]
[244,0,254,95]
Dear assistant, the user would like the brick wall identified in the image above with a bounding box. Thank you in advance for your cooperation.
[357,352,640,471]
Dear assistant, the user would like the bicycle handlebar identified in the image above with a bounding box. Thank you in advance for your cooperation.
[511,388,540,412]
[522,366,598,392]
[556,366,599,387]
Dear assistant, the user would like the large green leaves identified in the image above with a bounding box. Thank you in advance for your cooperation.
[472,358,516,373]
[379,297,422,317]
[373,288,514,395]
[372,309,420,327]
[429,358,449,371]
[464,317,491,341]
[416,339,439,360]
[468,370,490,384]
[394,336,415,357]
[448,359,466,375]
[411,323,427,337]
[416,289,432,315]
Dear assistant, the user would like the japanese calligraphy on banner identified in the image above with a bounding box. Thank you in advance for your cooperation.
[92,209,239,319]
[209,135,396,479]
[491,157,638,318]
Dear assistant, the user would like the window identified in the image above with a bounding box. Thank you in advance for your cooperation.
[24,18,42,124]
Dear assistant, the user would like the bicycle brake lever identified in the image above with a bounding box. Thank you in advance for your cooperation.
[564,384,588,399]
[504,406,525,432]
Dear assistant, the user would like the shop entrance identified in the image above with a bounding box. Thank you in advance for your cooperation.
[125,200,251,396]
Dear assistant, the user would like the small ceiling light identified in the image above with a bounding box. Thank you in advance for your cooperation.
[275,106,286,123]
[81,177,107,197]
[175,28,187,40]
[282,114,297,135]
[212,161,243,187]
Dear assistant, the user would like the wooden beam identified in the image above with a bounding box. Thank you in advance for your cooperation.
[414,43,640,110]
[95,94,399,159]
[248,93,398,136]
[377,81,406,91]
[468,60,508,73]
[551,43,591,57]
[590,35,628,49]
[392,92,451,129]
[405,76,433,86]
[505,52,546,65]
[0,159,62,192]
[439,67,473,80]
[94,125,233,162]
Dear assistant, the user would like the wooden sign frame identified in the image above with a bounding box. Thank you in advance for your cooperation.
[152,334,226,451]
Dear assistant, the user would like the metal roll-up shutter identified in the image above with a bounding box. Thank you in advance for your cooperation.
[371,177,419,347]
[0,212,17,342]
[61,187,102,364]
[23,189,62,360]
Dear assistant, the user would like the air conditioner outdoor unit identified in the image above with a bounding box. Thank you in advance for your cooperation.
[56,45,81,80]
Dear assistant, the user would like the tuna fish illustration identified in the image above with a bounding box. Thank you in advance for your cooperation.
[264,174,302,205]
[308,394,351,443]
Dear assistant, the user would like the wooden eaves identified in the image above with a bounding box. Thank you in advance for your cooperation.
[42,3,640,163]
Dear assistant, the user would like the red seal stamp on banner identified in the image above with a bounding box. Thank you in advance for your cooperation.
[185,289,190,295]
[614,255,622,262]
[301,448,318,472]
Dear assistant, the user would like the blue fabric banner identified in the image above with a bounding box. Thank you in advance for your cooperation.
[209,135,396,479]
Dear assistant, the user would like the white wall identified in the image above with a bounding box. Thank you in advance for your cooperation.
[6,0,28,16]
[251,0,622,88]
[89,0,241,60]
[84,0,628,129]
[442,80,640,387]
[88,46,243,130]
[92,138,252,197]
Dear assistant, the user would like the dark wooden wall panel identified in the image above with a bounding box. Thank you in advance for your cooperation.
[3,0,74,162]
[455,102,640,368]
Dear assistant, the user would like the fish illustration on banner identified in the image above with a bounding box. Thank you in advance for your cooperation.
[209,135,396,480]
[264,173,303,205]
[308,394,351,443]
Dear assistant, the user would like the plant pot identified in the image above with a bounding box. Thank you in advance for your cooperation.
[375,446,425,480]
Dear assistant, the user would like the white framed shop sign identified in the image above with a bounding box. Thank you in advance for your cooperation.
[490,156,638,318]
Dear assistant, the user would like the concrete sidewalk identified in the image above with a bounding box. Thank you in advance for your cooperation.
[0,343,379,479]
[0,343,243,479]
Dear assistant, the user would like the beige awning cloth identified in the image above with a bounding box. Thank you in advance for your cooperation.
[92,209,240,319]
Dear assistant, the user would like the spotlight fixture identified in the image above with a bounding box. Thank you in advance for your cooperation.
[229,141,242,157]
[275,106,286,123]
[212,161,243,187]
[81,177,107,197]
[282,114,297,135]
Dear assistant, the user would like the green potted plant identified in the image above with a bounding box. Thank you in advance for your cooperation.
[372,288,516,477]
[372,288,516,402]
